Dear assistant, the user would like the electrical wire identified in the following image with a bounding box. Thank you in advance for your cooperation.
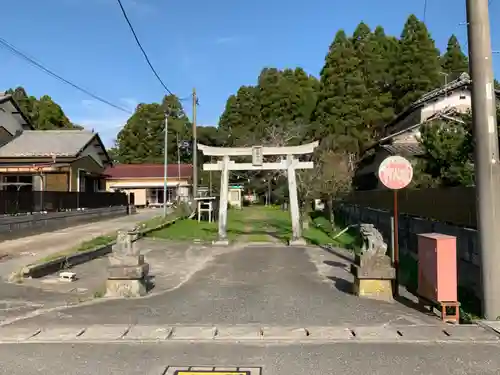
[0,36,133,114]
[423,0,428,23]
[116,0,174,96]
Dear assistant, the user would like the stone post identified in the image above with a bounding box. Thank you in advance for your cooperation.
[287,155,305,246]
[105,230,150,297]
[215,155,230,245]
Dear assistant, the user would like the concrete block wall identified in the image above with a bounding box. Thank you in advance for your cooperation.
[337,203,481,299]
[0,206,128,241]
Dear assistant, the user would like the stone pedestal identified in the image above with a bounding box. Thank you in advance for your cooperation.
[105,230,150,298]
[289,237,307,246]
[213,238,230,246]
[351,253,395,302]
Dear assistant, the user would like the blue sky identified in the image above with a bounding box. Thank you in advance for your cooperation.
[1,0,499,146]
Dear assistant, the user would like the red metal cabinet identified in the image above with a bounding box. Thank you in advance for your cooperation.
[417,233,457,303]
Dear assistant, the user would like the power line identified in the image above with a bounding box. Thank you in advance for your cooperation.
[423,0,428,22]
[0,36,133,114]
[116,0,174,96]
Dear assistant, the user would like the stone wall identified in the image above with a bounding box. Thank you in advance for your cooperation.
[336,203,481,299]
[0,206,128,241]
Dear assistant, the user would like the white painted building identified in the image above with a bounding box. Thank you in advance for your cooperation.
[354,73,500,190]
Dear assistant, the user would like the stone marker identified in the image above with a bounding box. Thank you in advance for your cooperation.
[105,229,149,297]
[351,223,395,302]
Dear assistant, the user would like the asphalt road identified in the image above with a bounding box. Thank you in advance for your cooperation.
[2,243,499,375]
[6,244,438,327]
[1,341,499,375]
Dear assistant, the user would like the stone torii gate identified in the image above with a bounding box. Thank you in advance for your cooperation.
[198,141,319,245]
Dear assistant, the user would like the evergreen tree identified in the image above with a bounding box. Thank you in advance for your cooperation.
[312,30,366,154]
[218,86,261,145]
[5,87,81,129]
[351,23,395,142]
[258,67,318,132]
[33,95,76,130]
[115,95,192,164]
[441,34,469,81]
[392,14,442,113]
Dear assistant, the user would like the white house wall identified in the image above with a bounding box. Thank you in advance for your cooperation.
[80,139,104,167]
[391,91,472,144]
[421,90,471,121]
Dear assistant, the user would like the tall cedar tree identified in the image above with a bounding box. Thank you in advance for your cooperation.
[441,34,469,81]
[115,95,191,164]
[391,14,442,113]
[351,23,395,144]
[258,67,318,126]
[218,86,261,146]
[312,30,365,154]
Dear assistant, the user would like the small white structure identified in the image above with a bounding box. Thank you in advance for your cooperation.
[198,142,319,246]
[59,271,77,282]
[195,196,216,222]
[228,185,243,209]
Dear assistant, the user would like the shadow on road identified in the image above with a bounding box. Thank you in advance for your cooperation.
[327,275,353,294]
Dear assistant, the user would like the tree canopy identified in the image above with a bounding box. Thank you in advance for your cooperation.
[6,14,498,198]
[5,87,81,130]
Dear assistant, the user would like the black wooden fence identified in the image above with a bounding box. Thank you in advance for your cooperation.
[0,191,128,215]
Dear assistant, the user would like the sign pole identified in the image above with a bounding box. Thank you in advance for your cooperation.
[393,188,399,298]
[377,155,413,300]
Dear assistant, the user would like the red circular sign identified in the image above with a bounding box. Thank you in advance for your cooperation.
[378,156,413,190]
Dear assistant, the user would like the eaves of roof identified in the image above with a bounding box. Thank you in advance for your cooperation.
[0,94,34,130]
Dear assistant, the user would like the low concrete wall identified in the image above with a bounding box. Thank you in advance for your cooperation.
[0,206,128,241]
[336,203,481,299]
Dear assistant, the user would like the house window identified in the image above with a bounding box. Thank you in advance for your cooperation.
[147,187,177,205]
[2,175,33,191]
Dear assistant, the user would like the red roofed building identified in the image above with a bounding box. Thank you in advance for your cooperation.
[104,163,193,207]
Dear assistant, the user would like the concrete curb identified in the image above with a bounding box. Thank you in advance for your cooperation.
[476,321,500,338]
[0,324,498,344]
[21,244,115,279]
[19,211,191,279]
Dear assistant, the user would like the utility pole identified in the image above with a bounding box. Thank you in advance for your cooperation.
[466,0,500,320]
[177,132,181,180]
[163,112,168,218]
[192,88,198,198]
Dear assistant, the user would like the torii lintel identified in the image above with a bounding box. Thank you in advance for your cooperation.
[197,141,319,157]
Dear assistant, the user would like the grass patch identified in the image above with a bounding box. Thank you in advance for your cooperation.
[149,208,249,242]
[32,234,116,265]
[307,214,361,251]
[245,233,275,242]
[149,205,362,249]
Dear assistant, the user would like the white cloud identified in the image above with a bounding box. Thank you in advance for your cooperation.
[214,36,239,45]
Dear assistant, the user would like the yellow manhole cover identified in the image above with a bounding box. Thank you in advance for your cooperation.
[165,367,261,375]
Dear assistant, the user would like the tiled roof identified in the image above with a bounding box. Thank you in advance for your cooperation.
[381,143,424,156]
[0,130,95,157]
[105,164,193,179]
